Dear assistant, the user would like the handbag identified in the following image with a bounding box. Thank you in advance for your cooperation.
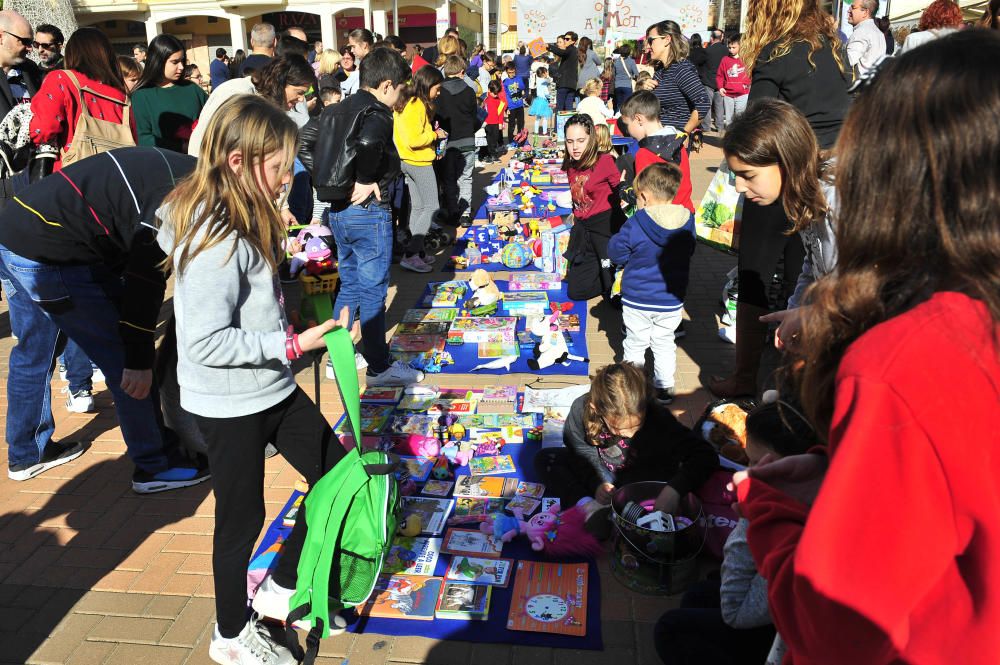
[695,161,743,254]
[59,70,135,167]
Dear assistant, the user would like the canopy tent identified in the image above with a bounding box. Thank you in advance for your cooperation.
[888,0,989,25]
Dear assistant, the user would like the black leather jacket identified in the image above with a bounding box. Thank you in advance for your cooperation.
[298,89,400,206]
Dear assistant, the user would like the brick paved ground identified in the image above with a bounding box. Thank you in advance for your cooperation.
[0,140,745,664]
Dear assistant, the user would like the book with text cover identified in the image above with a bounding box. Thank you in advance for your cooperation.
[446,556,514,587]
[400,496,455,536]
[382,537,442,576]
[361,574,444,620]
[477,386,517,414]
[507,561,588,636]
[441,528,504,558]
[454,476,519,499]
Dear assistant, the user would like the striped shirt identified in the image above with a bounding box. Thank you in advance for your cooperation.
[651,59,711,131]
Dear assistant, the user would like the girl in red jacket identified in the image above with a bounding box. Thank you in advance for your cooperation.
[735,31,1000,665]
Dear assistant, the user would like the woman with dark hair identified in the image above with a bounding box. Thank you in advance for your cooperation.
[982,0,1000,28]
[708,0,849,398]
[335,46,355,83]
[228,49,246,78]
[612,43,640,111]
[900,0,964,52]
[117,55,142,93]
[131,35,208,152]
[513,43,533,92]
[639,21,711,135]
[874,16,896,55]
[186,54,317,156]
[735,30,1000,664]
[29,26,135,172]
[578,36,602,92]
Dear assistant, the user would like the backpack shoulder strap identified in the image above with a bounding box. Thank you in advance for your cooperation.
[62,69,129,111]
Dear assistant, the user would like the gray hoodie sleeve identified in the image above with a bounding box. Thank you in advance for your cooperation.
[720,518,773,629]
[788,180,838,309]
[176,236,287,368]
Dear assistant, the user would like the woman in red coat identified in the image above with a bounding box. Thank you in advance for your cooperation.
[29,27,135,172]
[735,31,1000,665]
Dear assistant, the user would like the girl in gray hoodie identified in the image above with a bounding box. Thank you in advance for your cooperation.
[158,95,357,665]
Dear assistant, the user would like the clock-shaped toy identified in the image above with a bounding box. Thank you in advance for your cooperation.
[524,594,569,622]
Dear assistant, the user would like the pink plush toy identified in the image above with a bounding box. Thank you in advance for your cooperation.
[394,434,440,459]
[479,502,603,558]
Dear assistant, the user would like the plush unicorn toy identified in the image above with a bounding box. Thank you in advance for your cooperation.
[527,302,586,370]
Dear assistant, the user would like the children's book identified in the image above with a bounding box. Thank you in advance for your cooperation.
[505,495,540,515]
[402,308,459,323]
[451,497,508,519]
[395,456,434,483]
[445,556,514,587]
[425,281,469,308]
[508,272,562,291]
[454,476,520,499]
[361,575,444,620]
[516,481,546,498]
[396,321,452,336]
[468,455,517,476]
[334,404,394,435]
[282,495,304,528]
[383,537,442,576]
[400,496,455,536]
[478,334,520,359]
[559,313,581,332]
[360,386,404,403]
[398,388,477,413]
[389,414,438,437]
[458,414,535,429]
[421,479,454,497]
[502,291,550,315]
[435,582,493,620]
[477,386,518,414]
[449,317,518,343]
[390,334,446,354]
[507,561,588,636]
[469,426,525,445]
[442,528,504,558]
[541,498,561,513]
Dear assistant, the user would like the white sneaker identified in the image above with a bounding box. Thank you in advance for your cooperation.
[65,388,95,414]
[252,575,347,634]
[326,353,368,379]
[91,365,105,384]
[366,360,425,387]
[208,614,296,665]
[58,362,68,381]
[400,255,432,273]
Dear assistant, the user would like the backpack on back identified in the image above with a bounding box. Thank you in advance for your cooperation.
[60,70,135,167]
[286,299,400,664]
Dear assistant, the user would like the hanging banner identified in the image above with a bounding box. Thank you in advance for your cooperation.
[603,0,711,40]
[519,0,607,43]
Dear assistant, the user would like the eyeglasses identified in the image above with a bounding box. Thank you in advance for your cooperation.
[3,30,34,47]
[646,35,669,43]
[32,41,60,50]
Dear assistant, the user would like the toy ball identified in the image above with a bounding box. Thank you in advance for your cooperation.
[532,239,544,257]
[501,242,533,269]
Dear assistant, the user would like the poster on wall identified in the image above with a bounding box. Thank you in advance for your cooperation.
[518,0,606,42]
[602,0,711,41]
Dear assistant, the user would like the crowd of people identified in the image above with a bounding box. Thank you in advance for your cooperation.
[0,1,998,663]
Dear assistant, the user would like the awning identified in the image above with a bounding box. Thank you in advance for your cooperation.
[889,0,987,25]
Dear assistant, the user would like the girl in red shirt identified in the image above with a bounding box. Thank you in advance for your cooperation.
[562,113,622,300]
[735,31,1000,665]
[482,79,506,161]
[29,27,136,172]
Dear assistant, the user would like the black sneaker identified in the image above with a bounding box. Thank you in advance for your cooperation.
[674,321,687,339]
[656,387,676,404]
[132,463,211,494]
[9,440,86,481]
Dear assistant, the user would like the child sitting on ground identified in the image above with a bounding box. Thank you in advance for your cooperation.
[534,362,716,534]
[654,397,815,665]
[608,163,695,403]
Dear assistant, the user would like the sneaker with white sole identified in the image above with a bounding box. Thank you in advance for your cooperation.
[209,614,297,665]
[252,575,347,634]
[65,388,95,414]
[400,255,432,273]
[132,464,211,494]
[91,365,105,384]
[326,353,368,379]
[8,440,85,481]
[366,360,424,387]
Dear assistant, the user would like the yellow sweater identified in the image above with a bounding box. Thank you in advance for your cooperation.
[393,98,437,166]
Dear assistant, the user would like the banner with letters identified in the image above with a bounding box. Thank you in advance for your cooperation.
[518,0,710,46]
[518,0,606,42]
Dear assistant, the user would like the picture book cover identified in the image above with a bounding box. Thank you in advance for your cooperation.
[398,388,476,413]
[477,386,518,414]
[516,481,546,498]
[505,495,540,515]
[400,496,455,536]
[559,313,581,332]
[334,404,394,435]
[468,455,517,476]
[402,308,459,323]
[428,281,469,308]
[502,291,550,310]
[452,497,508,519]
[541,498,561,513]
[441,528,504,559]
[454,476,520,499]
[422,479,454,497]
[469,426,524,445]
[478,335,520,359]
[390,334,446,354]
[388,414,437,437]
[507,561,588,636]
[361,575,444,620]
[382,537,442,576]
[458,414,535,429]
[449,317,518,342]
[360,386,404,403]
[435,582,493,620]
[396,321,452,336]
[445,556,514,587]
[395,456,434,483]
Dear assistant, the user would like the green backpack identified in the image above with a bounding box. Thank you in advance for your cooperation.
[286,297,400,663]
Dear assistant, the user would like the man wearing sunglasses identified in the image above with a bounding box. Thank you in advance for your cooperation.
[33,24,64,77]
[0,10,42,205]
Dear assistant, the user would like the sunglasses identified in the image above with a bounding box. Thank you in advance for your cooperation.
[32,41,60,50]
[4,30,34,47]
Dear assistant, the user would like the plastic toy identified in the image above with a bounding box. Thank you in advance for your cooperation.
[467,269,501,309]
[431,456,453,480]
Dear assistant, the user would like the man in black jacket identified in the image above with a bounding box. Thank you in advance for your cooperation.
[0,147,210,491]
[0,10,42,205]
[436,54,482,225]
[548,31,579,112]
[299,47,424,387]
[704,29,729,132]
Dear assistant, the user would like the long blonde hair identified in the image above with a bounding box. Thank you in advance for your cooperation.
[318,48,341,76]
[162,95,299,275]
[741,0,847,77]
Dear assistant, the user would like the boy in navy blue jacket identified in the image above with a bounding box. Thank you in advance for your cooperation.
[608,162,695,402]
[502,62,526,145]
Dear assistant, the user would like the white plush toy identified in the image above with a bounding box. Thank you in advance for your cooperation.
[527,303,586,370]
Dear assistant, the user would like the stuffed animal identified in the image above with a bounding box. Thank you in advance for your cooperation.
[398,514,423,537]
[480,502,602,557]
[467,268,501,308]
[394,434,440,459]
[288,225,334,276]
[431,455,453,480]
[527,302,575,371]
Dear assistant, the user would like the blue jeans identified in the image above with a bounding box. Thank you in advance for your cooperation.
[556,87,575,112]
[328,203,392,373]
[0,246,171,472]
[614,86,633,113]
[62,339,94,393]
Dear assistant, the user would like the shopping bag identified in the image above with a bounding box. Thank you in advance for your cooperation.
[695,162,743,254]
